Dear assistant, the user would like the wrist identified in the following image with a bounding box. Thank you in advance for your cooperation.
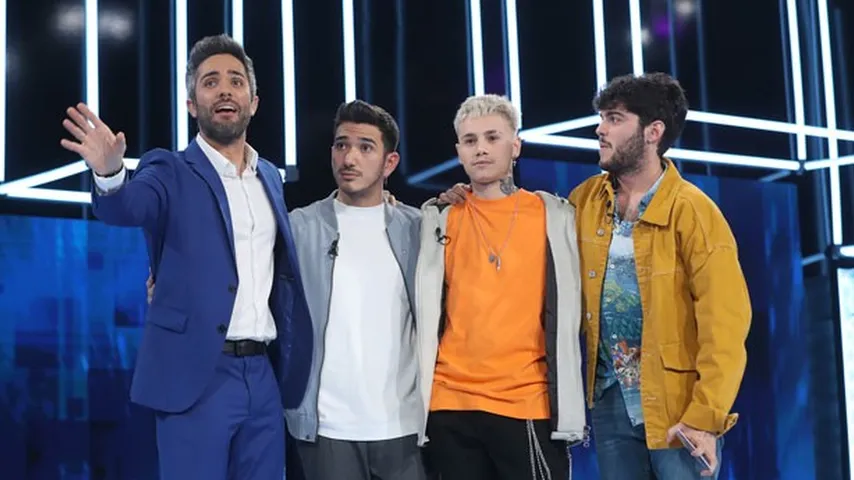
[94,164,124,178]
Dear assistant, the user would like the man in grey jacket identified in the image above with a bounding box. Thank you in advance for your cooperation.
[285,100,426,480]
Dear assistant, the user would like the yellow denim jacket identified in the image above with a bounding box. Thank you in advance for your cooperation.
[568,160,751,449]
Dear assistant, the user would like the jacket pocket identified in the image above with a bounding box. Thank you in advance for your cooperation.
[659,342,697,422]
[147,305,189,333]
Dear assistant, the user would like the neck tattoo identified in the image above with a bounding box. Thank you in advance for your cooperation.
[499,176,519,196]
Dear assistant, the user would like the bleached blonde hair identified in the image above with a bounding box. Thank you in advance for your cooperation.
[453,94,521,135]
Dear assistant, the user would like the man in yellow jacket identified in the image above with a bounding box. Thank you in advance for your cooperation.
[440,72,751,479]
[569,72,751,479]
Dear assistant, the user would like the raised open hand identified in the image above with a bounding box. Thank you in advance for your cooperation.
[60,103,126,176]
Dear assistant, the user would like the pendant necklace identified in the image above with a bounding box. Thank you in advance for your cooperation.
[468,192,521,271]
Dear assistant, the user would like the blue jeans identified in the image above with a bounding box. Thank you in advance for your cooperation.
[591,384,723,480]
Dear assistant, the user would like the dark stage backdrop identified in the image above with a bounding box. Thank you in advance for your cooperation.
[0,159,810,479]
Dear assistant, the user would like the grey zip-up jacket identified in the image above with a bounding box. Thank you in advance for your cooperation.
[415,191,587,446]
[284,191,423,443]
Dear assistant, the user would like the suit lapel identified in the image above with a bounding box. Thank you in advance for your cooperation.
[185,140,237,262]
[257,162,290,240]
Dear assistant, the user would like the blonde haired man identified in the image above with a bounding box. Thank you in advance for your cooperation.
[415,94,587,479]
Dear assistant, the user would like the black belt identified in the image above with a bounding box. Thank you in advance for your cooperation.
[223,339,268,357]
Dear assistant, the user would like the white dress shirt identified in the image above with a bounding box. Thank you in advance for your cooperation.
[93,135,278,342]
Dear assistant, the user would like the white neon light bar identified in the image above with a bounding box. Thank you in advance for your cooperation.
[522,133,801,170]
[469,0,485,96]
[521,111,854,143]
[505,0,521,125]
[175,0,188,150]
[0,158,138,195]
[687,111,854,141]
[592,0,607,89]
[232,0,243,45]
[629,0,644,75]
[342,0,356,101]
[0,160,89,194]
[785,0,807,159]
[518,115,600,138]
[407,158,460,185]
[0,167,288,204]
[805,154,854,171]
[5,188,93,204]
[85,0,99,116]
[282,0,297,166]
[817,0,841,245]
[0,0,6,182]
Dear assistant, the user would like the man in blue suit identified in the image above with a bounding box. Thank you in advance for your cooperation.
[59,34,313,480]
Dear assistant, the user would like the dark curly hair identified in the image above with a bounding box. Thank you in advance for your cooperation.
[333,100,400,154]
[593,72,688,156]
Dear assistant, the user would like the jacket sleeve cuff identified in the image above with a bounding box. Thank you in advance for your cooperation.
[680,402,738,435]
[93,167,127,195]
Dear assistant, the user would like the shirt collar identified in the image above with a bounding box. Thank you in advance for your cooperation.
[195,134,259,178]
[608,162,667,221]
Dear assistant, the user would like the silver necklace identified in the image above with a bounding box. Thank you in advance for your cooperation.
[467,193,521,271]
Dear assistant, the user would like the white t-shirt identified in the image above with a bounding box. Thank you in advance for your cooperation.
[316,200,420,441]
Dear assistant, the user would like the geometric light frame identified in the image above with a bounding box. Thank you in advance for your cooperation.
[0,0,293,205]
[406,0,853,244]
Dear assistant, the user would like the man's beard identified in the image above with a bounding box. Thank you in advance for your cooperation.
[601,128,645,177]
[197,108,251,146]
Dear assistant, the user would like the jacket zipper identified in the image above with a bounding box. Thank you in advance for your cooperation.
[313,231,339,437]
[385,229,414,322]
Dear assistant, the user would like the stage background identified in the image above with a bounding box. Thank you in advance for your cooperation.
[1,0,853,478]
[0,159,809,479]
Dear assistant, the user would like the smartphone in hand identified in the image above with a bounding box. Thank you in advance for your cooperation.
[675,429,713,472]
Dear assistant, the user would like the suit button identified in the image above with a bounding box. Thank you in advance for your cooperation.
[217,324,227,334]
[597,228,605,236]
[228,285,237,293]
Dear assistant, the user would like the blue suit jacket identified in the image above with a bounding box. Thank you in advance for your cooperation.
[91,139,313,413]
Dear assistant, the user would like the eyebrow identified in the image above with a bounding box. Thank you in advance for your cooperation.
[334,135,377,145]
[601,110,626,118]
[199,69,247,81]
[461,129,501,138]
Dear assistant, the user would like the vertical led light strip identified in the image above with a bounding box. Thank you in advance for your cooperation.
[342,0,356,101]
[504,0,521,126]
[232,0,244,44]
[281,0,297,166]
[628,0,644,75]
[817,0,841,245]
[786,0,807,159]
[0,0,7,182]
[838,266,854,480]
[592,0,607,89]
[469,0,485,95]
[175,0,189,150]
[85,0,99,115]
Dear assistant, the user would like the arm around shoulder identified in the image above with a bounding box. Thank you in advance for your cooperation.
[91,148,176,231]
